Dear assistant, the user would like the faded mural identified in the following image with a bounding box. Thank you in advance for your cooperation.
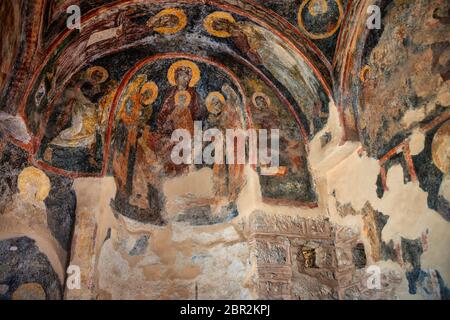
[0,0,448,300]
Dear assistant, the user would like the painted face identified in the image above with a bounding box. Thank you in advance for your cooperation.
[209,96,224,115]
[178,94,187,107]
[91,70,104,83]
[212,18,235,34]
[175,67,192,90]
[255,96,268,110]
[140,88,154,105]
[309,0,328,15]
[26,183,39,201]
[175,91,191,108]
[152,14,179,29]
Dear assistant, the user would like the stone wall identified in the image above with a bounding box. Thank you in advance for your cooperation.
[60,99,449,300]
[307,101,449,300]
[0,0,448,301]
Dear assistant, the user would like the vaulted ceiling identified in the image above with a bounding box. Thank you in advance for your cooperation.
[1,0,448,180]
[1,0,346,175]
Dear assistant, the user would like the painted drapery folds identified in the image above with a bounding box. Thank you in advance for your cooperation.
[13,2,330,223]
[110,56,247,224]
[0,0,449,300]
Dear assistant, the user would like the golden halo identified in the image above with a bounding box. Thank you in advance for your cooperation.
[298,0,343,40]
[148,8,187,35]
[18,167,51,202]
[120,75,146,124]
[140,81,159,105]
[252,92,271,109]
[175,90,192,107]
[206,91,225,114]
[167,60,201,87]
[204,11,236,38]
[86,66,109,84]
[431,120,450,174]
[308,0,329,17]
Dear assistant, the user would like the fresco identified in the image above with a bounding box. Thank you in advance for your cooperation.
[413,119,450,221]
[253,0,347,60]
[0,0,23,104]
[38,0,346,63]
[203,9,329,135]
[0,237,62,300]
[24,3,330,141]
[0,149,76,300]
[375,117,449,221]
[110,57,247,224]
[37,66,117,173]
[334,0,450,223]
[342,0,449,157]
[25,3,325,220]
[2,0,448,301]
[241,76,317,205]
